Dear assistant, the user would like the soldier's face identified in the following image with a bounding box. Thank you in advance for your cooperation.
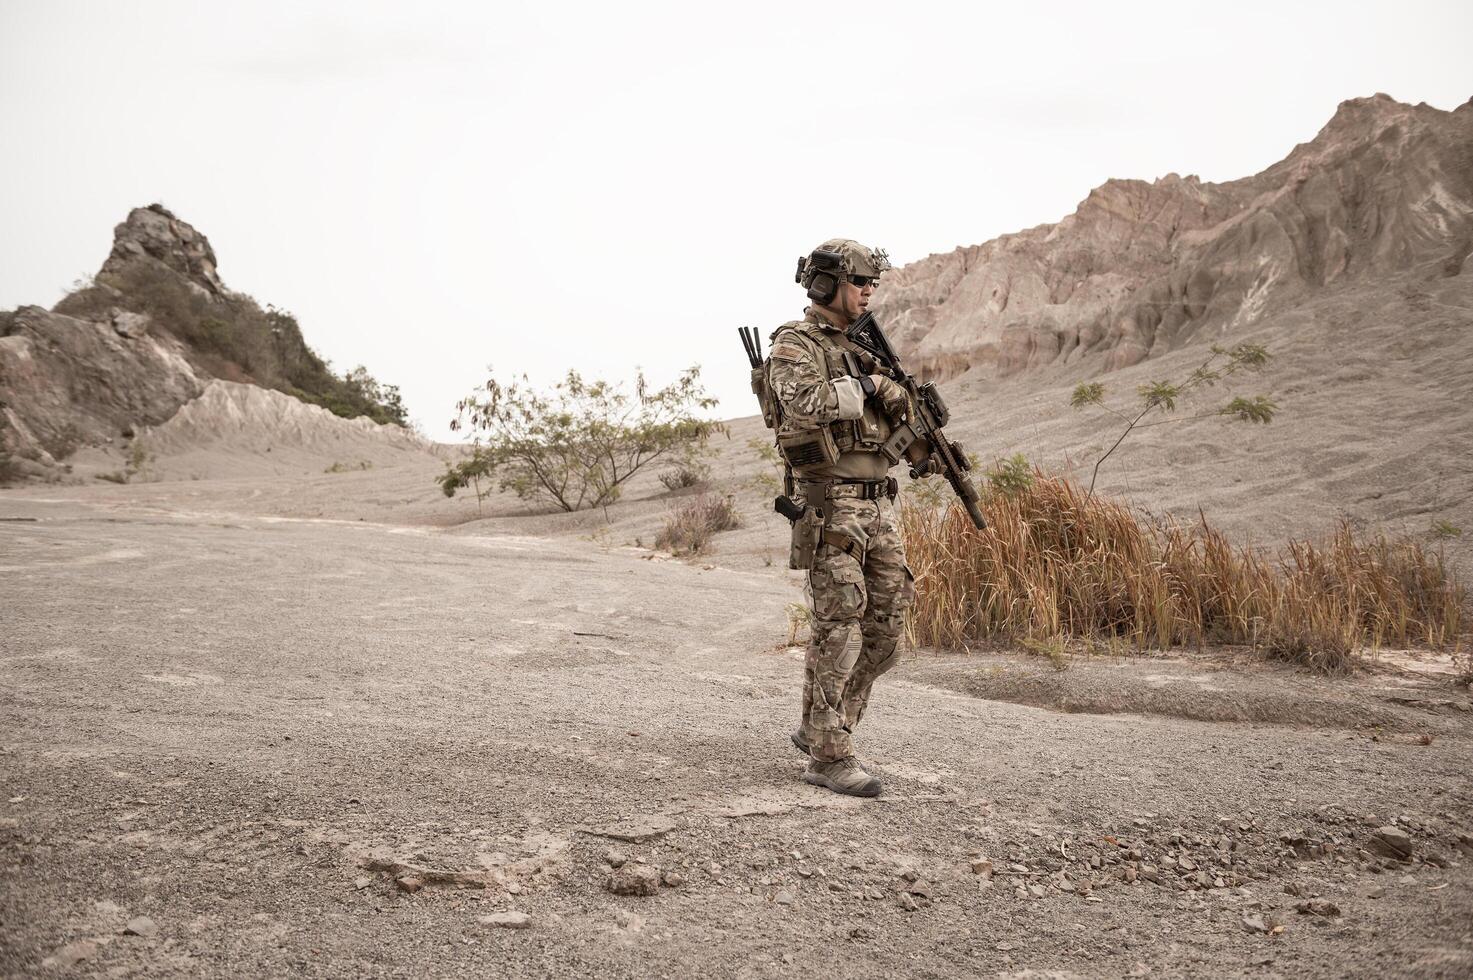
[833,278,875,322]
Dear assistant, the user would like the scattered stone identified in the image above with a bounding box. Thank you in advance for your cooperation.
[1027,884,1048,900]
[897,892,918,911]
[1369,826,1413,860]
[899,867,919,883]
[479,911,531,929]
[352,876,372,890]
[1122,866,1138,884]
[607,864,661,896]
[605,850,628,868]
[969,858,994,878]
[907,879,933,899]
[865,885,885,901]
[1295,899,1341,917]
[41,940,98,969]
[123,916,157,938]
[661,871,684,888]
[614,909,645,931]
[1242,914,1269,934]
[775,889,795,906]
[395,876,424,894]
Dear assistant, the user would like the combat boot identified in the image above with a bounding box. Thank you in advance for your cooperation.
[803,757,881,798]
[789,727,811,756]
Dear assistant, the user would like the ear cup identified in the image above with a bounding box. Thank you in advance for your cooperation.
[806,272,838,305]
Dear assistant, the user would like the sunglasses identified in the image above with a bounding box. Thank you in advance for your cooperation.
[847,275,880,288]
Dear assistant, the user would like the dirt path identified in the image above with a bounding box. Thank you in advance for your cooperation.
[2,494,1471,979]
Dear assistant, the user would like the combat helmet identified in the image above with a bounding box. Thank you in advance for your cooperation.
[795,238,891,304]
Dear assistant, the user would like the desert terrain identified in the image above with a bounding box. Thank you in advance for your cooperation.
[3,434,1472,979]
[4,94,1473,978]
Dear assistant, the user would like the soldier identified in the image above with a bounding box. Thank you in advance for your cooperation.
[765,238,916,798]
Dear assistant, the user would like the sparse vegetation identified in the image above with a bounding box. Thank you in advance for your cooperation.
[1070,343,1276,495]
[654,492,742,556]
[325,460,374,474]
[0,450,20,486]
[1431,519,1462,540]
[441,366,723,513]
[902,470,1468,674]
[746,437,783,498]
[55,261,407,427]
[97,441,154,484]
[659,462,709,492]
[985,452,1034,499]
[786,602,811,645]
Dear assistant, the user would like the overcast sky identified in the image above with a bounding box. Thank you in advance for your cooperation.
[2,1,1470,434]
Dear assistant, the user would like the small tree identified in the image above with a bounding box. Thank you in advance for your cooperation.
[1070,343,1276,496]
[440,366,723,513]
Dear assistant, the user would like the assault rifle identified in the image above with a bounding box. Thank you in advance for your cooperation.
[846,311,987,530]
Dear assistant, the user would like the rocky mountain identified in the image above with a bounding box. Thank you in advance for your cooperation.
[0,205,408,480]
[872,94,1473,380]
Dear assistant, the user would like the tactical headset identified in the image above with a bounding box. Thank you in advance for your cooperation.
[795,249,845,305]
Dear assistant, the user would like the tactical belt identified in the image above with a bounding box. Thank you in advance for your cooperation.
[802,478,896,502]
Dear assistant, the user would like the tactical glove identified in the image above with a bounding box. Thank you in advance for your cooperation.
[867,375,909,418]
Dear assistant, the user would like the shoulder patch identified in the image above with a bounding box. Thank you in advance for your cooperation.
[770,342,808,363]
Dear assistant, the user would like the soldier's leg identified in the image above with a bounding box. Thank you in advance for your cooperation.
[842,501,914,732]
[802,502,868,763]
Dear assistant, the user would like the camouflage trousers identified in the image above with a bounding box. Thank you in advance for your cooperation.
[801,495,915,763]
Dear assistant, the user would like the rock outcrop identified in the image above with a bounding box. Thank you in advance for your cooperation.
[872,94,1473,380]
[1,204,410,481]
[100,204,225,297]
[0,306,204,475]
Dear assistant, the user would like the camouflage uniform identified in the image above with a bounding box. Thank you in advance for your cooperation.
[766,240,915,765]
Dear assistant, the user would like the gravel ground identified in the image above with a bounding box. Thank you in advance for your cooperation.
[2,493,1471,979]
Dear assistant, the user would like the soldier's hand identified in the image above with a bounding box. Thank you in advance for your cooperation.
[868,375,909,418]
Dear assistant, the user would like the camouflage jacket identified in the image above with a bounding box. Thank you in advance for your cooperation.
[767,307,897,482]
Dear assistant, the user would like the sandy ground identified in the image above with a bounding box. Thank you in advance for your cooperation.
[3,479,1472,979]
[2,266,1471,977]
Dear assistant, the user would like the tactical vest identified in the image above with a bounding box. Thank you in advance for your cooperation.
[753,320,895,478]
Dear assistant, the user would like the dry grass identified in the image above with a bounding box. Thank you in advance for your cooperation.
[655,492,742,556]
[901,472,1468,673]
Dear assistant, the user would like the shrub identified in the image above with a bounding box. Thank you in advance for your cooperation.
[901,471,1468,674]
[442,366,723,513]
[659,462,709,491]
[985,452,1034,499]
[655,492,742,555]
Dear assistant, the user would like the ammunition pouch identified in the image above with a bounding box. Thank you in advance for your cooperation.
[778,427,840,469]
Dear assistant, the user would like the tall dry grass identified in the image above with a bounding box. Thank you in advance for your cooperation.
[901,473,1467,673]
